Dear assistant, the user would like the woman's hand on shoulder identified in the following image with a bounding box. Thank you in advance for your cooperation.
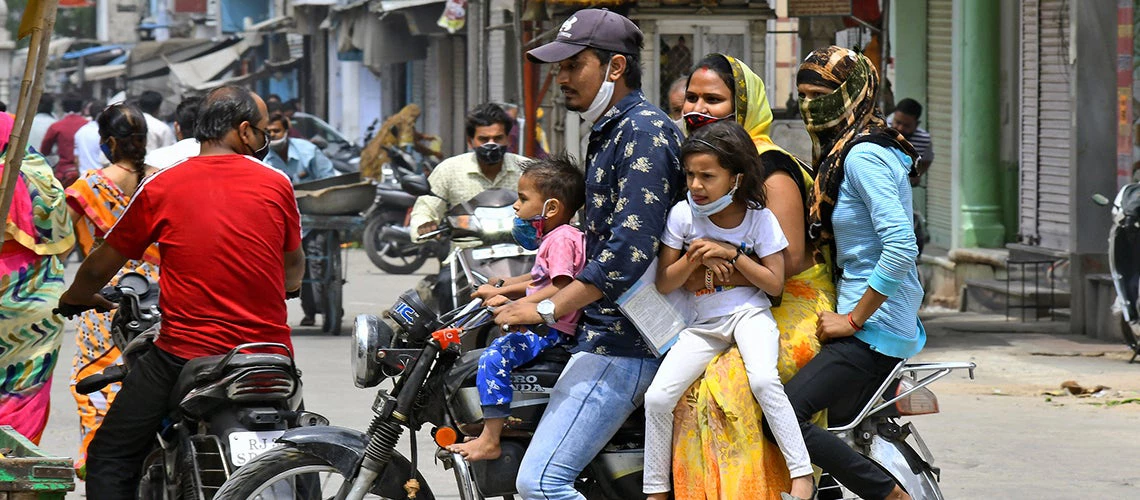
[816,311,857,342]
[687,239,736,263]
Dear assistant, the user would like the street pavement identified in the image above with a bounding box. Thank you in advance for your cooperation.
[36,249,1140,498]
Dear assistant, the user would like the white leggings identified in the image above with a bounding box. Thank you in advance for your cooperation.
[642,307,813,494]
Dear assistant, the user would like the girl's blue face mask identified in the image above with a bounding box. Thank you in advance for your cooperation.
[512,199,554,251]
[687,174,740,218]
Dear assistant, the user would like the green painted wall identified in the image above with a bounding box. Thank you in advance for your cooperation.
[958,0,1006,248]
[889,0,928,108]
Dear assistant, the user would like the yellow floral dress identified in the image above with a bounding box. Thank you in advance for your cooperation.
[671,53,836,500]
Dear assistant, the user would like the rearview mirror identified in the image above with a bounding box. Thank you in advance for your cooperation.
[1092,193,1111,206]
[310,136,329,149]
[401,174,432,197]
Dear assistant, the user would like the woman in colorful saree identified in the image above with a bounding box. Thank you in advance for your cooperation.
[670,53,834,500]
[0,111,76,444]
[64,103,158,479]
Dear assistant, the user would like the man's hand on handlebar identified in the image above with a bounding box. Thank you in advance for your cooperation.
[55,290,117,319]
[485,295,511,308]
[471,283,504,301]
[417,221,438,237]
[494,300,542,332]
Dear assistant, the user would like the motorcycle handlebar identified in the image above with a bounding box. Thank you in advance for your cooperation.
[53,286,120,319]
[75,364,126,395]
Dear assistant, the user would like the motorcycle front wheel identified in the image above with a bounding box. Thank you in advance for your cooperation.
[213,447,435,500]
[363,217,429,275]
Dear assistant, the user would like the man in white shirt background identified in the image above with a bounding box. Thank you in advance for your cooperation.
[137,90,177,152]
[28,94,56,159]
[74,98,108,176]
[145,96,202,169]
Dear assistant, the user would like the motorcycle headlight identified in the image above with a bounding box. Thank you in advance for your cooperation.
[352,314,395,388]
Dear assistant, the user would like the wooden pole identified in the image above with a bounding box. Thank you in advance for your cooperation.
[0,0,59,245]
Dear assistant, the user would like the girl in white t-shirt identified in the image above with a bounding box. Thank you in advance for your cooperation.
[643,121,813,500]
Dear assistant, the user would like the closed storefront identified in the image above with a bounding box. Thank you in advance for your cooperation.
[1018,0,1073,252]
[925,0,954,248]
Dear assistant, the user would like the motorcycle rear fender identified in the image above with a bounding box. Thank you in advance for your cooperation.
[275,425,435,499]
[866,432,943,500]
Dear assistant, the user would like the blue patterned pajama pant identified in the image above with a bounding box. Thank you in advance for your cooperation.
[477,327,565,419]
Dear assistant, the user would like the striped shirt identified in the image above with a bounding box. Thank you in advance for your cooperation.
[907,127,933,166]
[832,142,926,359]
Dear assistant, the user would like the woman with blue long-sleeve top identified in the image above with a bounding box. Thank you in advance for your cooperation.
[781,46,925,500]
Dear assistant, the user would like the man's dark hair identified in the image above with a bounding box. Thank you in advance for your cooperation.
[86,99,107,119]
[522,152,586,215]
[62,94,84,113]
[175,96,203,138]
[592,48,643,90]
[195,86,263,143]
[268,112,291,130]
[895,98,922,120]
[266,93,283,103]
[0,101,7,112]
[465,103,514,139]
[37,94,54,114]
[138,90,164,115]
[283,98,300,112]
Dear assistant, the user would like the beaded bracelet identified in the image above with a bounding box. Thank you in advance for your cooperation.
[705,268,715,290]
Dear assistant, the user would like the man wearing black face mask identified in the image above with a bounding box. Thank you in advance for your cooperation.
[59,85,305,498]
[409,103,527,307]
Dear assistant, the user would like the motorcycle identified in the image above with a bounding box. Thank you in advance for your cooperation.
[1093,182,1140,363]
[66,273,323,499]
[362,147,441,275]
[214,284,974,500]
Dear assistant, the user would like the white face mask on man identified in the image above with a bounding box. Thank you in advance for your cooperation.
[580,59,615,124]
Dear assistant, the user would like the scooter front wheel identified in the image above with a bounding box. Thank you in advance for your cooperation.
[1120,315,1140,362]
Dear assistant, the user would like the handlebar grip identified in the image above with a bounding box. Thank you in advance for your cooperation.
[75,365,126,394]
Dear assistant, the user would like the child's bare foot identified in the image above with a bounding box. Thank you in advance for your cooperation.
[789,476,814,499]
[447,434,502,462]
[646,493,669,500]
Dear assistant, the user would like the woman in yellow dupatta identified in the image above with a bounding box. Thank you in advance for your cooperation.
[672,54,835,499]
[64,103,159,479]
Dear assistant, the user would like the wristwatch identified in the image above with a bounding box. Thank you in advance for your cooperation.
[537,299,557,325]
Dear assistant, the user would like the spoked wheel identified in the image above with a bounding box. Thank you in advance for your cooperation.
[363,217,429,275]
[322,232,344,335]
[1120,316,1140,363]
[212,447,434,500]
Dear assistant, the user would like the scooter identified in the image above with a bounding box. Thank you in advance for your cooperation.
[1094,182,1140,363]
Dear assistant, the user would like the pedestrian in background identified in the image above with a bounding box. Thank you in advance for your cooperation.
[75,99,109,175]
[41,94,88,186]
[137,90,176,152]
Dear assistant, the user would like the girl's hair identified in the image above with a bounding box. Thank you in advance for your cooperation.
[689,54,735,102]
[681,120,767,209]
[97,103,148,179]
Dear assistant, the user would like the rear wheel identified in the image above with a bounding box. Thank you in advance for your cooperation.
[364,216,429,275]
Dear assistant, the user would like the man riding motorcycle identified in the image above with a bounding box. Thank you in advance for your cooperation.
[57,85,306,499]
[408,103,527,309]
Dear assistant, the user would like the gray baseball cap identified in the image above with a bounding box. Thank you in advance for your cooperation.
[527,9,643,64]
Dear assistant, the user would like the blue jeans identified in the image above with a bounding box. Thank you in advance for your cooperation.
[515,352,660,500]
[478,328,565,419]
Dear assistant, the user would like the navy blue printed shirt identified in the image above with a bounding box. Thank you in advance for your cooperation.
[573,90,685,358]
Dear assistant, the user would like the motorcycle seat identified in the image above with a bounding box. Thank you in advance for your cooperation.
[171,353,295,405]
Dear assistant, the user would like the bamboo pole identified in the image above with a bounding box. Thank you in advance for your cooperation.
[0,0,59,246]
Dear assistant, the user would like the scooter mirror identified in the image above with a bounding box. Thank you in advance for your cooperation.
[1092,193,1111,206]
[401,174,433,197]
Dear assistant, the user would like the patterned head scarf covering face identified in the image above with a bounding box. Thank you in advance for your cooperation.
[796,46,918,259]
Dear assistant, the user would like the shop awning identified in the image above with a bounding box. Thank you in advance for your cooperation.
[128,38,245,80]
[177,57,304,92]
[379,0,442,11]
[73,64,126,83]
[61,44,127,61]
[166,38,253,90]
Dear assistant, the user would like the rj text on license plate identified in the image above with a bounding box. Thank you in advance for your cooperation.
[229,430,286,467]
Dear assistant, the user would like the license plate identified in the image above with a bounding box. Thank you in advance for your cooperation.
[471,244,528,260]
[228,430,285,467]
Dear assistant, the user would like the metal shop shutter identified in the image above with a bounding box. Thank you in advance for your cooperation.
[1018,0,1072,251]
[925,0,954,248]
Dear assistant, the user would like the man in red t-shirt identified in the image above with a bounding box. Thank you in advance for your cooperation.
[40,94,88,185]
[58,85,305,498]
